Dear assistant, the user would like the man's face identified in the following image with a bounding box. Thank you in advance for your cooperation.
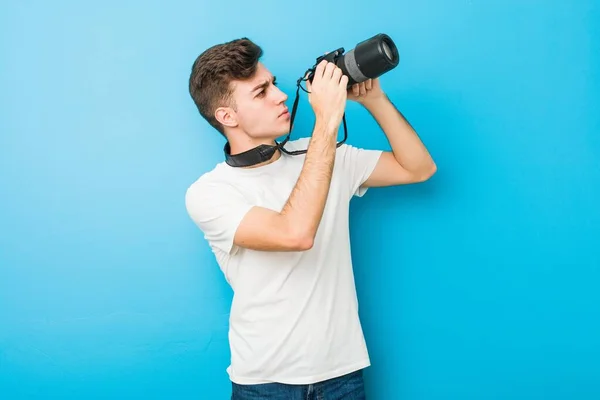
[224,62,290,141]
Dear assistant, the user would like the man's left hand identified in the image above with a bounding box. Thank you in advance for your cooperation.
[347,78,385,105]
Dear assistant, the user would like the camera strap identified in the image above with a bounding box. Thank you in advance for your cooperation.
[224,70,347,167]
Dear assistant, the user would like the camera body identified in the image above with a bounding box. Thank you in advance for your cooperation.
[305,33,399,88]
[317,47,346,65]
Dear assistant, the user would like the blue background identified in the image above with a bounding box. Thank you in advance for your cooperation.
[1,0,599,399]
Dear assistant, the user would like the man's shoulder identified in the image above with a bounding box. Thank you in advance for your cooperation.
[185,162,237,202]
[185,136,316,198]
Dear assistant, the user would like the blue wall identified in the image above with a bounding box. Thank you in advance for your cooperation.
[1,1,599,399]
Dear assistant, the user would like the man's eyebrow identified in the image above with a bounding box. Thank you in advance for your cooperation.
[250,76,276,93]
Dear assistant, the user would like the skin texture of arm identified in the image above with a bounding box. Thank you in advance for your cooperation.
[232,120,339,251]
[348,78,437,188]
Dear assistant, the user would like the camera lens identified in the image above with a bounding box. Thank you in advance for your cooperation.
[382,39,393,60]
[337,33,399,87]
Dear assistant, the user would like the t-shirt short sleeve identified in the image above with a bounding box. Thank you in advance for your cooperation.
[185,179,254,255]
[338,144,383,198]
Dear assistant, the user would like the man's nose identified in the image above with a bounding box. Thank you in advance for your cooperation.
[275,86,288,103]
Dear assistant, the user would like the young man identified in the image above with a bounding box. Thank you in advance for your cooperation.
[185,38,436,399]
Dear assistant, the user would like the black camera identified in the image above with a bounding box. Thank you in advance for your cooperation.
[305,33,400,87]
[225,34,401,166]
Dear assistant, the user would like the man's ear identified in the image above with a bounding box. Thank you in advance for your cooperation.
[215,106,238,128]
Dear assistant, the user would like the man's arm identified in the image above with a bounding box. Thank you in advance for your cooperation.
[232,61,348,252]
[348,79,437,188]
[233,120,339,251]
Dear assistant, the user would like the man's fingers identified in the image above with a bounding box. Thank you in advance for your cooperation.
[323,62,337,78]
[331,64,343,82]
[359,82,367,96]
[340,75,349,88]
[314,59,328,79]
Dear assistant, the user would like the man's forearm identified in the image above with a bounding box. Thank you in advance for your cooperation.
[280,119,338,244]
[363,95,435,174]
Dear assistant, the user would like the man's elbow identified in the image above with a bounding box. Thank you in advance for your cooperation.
[283,225,316,251]
[292,235,315,251]
[415,161,437,182]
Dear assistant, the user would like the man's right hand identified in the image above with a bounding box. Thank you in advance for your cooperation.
[306,60,349,131]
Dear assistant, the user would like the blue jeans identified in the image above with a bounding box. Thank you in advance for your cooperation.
[231,369,366,399]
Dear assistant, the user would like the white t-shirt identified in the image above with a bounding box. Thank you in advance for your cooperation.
[185,137,382,385]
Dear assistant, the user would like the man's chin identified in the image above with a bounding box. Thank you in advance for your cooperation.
[250,127,290,143]
[271,129,291,141]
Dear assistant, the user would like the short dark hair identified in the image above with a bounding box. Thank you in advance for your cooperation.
[188,38,263,136]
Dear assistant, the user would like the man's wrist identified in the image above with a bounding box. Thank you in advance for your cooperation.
[360,93,388,109]
[314,116,342,136]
